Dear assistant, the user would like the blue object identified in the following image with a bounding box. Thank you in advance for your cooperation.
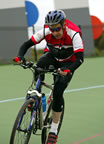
[25,0,39,27]
[42,94,46,112]
[36,78,41,90]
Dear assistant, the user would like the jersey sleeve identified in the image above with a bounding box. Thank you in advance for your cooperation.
[31,29,44,44]
[31,27,51,44]
[72,32,84,53]
[66,25,84,53]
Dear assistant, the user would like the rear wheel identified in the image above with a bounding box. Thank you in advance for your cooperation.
[41,100,64,144]
[10,99,36,144]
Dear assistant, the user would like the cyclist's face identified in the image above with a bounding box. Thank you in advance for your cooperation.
[49,23,65,39]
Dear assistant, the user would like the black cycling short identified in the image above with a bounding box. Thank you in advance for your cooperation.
[36,52,74,112]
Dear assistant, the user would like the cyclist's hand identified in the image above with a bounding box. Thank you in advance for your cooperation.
[58,68,72,76]
[13,56,25,64]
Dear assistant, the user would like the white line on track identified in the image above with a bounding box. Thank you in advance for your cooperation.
[0,85,104,104]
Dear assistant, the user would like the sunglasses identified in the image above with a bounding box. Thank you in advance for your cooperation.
[49,26,62,32]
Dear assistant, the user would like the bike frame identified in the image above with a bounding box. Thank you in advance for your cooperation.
[10,61,65,144]
[17,75,52,134]
[17,77,42,132]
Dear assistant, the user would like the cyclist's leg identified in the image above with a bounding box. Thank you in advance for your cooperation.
[52,61,74,114]
[34,52,57,92]
[37,52,57,68]
[51,71,74,133]
[46,73,73,144]
[53,73,73,110]
[34,52,57,81]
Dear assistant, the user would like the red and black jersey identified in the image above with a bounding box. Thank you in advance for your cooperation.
[18,19,84,72]
[31,19,84,62]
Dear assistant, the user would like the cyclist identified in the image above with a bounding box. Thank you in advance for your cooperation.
[16,10,84,144]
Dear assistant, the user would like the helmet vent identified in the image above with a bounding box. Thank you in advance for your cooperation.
[45,10,66,25]
[57,15,61,19]
[53,14,57,21]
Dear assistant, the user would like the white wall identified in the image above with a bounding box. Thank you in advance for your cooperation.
[54,0,89,9]
[0,0,25,9]
[89,0,104,22]
[27,0,55,49]
[29,0,54,27]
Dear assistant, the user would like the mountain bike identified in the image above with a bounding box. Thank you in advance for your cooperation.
[10,61,64,144]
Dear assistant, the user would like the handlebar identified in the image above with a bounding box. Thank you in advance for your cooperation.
[13,60,58,75]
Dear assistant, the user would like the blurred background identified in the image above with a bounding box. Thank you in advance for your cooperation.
[0,1,104,143]
[0,0,104,64]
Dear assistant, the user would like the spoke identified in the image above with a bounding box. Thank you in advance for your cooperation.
[14,108,32,143]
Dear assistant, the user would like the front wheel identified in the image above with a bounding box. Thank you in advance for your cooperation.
[41,100,64,144]
[10,98,36,144]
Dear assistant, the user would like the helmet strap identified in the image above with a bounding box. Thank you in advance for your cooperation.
[60,22,65,32]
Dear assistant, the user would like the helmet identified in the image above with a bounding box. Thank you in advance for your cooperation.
[45,10,66,25]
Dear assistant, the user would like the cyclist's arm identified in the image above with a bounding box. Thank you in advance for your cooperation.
[59,52,84,76]
[67,32,84,73]
[18,39,34,57]
[18,27,49,57]
[68,51,84,72]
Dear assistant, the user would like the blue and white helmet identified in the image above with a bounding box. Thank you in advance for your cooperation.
[45,10,66,25]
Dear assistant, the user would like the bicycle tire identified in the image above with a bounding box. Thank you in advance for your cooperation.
[41,99,64,144]
[10,98,36,144]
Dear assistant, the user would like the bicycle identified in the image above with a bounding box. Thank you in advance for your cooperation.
[10,61,64,144]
